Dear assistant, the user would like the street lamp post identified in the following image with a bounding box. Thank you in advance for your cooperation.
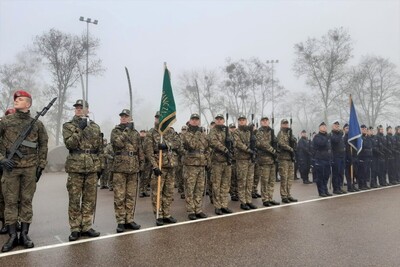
[79,16,98,104]
[266,60,279,116]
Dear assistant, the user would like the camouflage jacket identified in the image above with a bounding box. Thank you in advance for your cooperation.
[232,125,252,160]
[63,116,103,173]
[0,110,48,169]
[209,125,231,163]
[144,126,182,169]
[111,124,144,174]
[255,126,276,165]
[277,128,295,161]
[182,125,209,166]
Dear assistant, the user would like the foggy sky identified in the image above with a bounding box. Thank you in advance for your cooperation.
[0,0,399,135]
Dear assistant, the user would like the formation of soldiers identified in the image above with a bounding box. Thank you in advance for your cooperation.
[1,90,399,253]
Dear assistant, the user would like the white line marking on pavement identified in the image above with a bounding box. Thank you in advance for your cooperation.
[0,184,399,258]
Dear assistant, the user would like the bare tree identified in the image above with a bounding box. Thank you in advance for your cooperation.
[34,28,104,145]
[177,69,221,125]
[0,51,43,114]
[347,56,400,126]
[293,27,353,123]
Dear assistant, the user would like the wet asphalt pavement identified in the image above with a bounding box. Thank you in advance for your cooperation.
[0,172,399,266]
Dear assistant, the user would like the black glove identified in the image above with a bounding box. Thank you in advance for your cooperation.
[78,118,87,130]
[224,151,232,159]
[153,167,162,176]
[158,143,168,150]
[0,158,15,172]
[126,122,134,130]
[36,167,44,182]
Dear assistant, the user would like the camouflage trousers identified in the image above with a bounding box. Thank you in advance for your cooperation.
[140,163,152,194]
[183,165,206,214]
[113,172,138,224]
[230,161,238,196]
[66,172,97,232]
[151,167,175,218]
[1,167,36,225]
[236,159,255,204]
[253,164,260,193]
[257,163,276,202]
[211,162,232,209]
[100,168,109,187]
[175,164,184,194]
[0,172,4,220]
[278,160,294,198]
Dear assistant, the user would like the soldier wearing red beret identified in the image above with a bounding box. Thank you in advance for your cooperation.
[0,90,49,252]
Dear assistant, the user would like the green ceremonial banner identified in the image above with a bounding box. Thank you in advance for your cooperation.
[158,65,176,135]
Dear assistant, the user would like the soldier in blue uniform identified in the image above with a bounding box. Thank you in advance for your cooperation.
[312,122,332,197]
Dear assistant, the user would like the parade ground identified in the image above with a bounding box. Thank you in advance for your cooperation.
[0,172,399,266]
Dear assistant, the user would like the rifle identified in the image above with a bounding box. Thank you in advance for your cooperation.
[288,115,295,162]
[7,97,57,160]
[225,113,233,165]
[249,114,256,163]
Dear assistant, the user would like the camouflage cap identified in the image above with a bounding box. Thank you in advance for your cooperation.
[238,114,246,120]
[360,124,367,129]
[155,111,160,118]
[215,114,224,119]
[343,123,349,128]
[332,119,340,125]
[260,116,269,121]
[319,122,326,126]
[190,113,200,119]
[301,130,306,133]
[181,125,188,130]
[377,125,383,129]
[119,109,131,116]
[387,125,392,130]
[368,126,374,130]
[281,119,289,124]
[73,99,89,108]
[229,123,236,128]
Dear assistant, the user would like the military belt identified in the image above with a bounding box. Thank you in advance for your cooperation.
[69,149,98,154]
[115,151,138,156]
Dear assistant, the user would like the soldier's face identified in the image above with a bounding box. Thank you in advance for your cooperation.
[344,127,349,133]
[74,106,88,117]
[387,129,393,134]
[190,118,200,126]
[332,124,340,130]
[301,132,307,138]
[319,125,327,133]
[120,114,130,124]
[281,123,289,129]
[238,118,247,126]
[215,117,224,126]
[260,119,269,127]
[362,128,367,134]
[378,128,384,134]
[14,96,31,111]
[154,117,159,124]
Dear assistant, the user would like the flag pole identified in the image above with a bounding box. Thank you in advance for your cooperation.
[349,95,354,189]
[156,135,163,219]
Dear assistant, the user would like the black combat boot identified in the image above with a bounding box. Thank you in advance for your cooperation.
[0,219,8,235]
[1,223,19,252]
[19,222,34,248]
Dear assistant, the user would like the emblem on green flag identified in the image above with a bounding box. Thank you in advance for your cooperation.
[158,65,176,134]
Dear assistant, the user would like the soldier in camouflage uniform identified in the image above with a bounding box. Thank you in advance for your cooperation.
[103,142,114,191]
[209,114,234,215]
[144,111,182,226]
[63,99,102,242]
[232,114,258,210]
[0,91,48,252]
[277,119,298,203]
[99,139,109,189]
[255,116,280,207]
[0,108,16,235]
[139,130,151,197]
[182,113,209,220]
[111,109,143,233]
[229,123,239,201]
[176,126,187,199]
